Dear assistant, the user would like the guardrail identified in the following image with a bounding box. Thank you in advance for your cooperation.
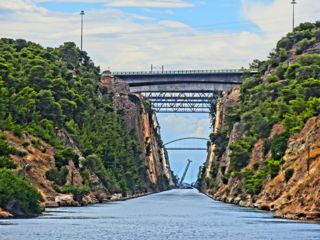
[111,69,257,76]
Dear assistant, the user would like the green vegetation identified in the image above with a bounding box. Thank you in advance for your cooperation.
[0,169,41,215]
[0,140,39,215]
[229,22,320,172]
[284,168,294,182]
[242,169,267,195]
[210,130,229,159]
[45,167,68,186]
[59,184,90,202]
[200,22,320,194]
[0,133,41,215]
[0,38,150,215]
[242,158,282,195]
[229,137,255,171]
[270,132,289,160]
[0,134,16,169]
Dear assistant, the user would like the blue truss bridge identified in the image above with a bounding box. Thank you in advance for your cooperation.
[110,69,256,113]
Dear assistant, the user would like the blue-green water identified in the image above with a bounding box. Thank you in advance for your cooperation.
[0,189,319,240]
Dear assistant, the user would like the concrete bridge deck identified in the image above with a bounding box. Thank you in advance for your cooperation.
[110,69,256,113]
[112,69,253,93]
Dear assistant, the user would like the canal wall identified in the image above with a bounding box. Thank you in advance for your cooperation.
[101,74,175,190]
[201,87,320,220]
[199,25,320,220]
[0,76,175,219]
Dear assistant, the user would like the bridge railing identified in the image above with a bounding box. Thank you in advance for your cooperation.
[112,69,248,76]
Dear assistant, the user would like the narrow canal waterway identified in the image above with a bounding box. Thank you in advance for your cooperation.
[0,189,319,240]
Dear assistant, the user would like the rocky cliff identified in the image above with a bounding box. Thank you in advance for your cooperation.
[202,89,320,220]
[100,74,174,191]
[199,22,320,220]
[0,39,174,218]
[0,76,174,218]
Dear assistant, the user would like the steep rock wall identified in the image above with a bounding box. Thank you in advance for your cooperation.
[202,86,320,220]
[101,75,174,191]
[201,24,320,220]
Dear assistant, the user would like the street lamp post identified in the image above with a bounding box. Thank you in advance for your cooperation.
[80,10,85,51]
[290,0,297,31]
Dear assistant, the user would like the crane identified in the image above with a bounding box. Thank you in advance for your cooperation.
[180,159,192,185]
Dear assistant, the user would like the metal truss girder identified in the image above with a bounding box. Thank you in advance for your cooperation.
[165,148,207,151]
[142,92,218,113]
[157,111,211,113]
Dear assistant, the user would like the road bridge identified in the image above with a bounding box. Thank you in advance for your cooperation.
[111,69,255,113]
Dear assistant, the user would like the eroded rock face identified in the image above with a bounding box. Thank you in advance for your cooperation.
[257,117,320,219]
[5,132,58,204]
[203,85,320,220]
[205,87,241,180]
[100,75,174,191]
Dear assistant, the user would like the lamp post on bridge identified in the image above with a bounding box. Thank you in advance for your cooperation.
[290,0,297,31]
[80,10,85,51]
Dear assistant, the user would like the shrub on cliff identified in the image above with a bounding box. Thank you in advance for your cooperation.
[284,168,294,182]
[0,134,16,169]
[230,137,256,171]
[243,169,267,195]
[54,147,79,168]
[45,167,68,186]
[270,132,289,160]
[210,130,229,159]
[59,184,90,202]
[0,169,41,216]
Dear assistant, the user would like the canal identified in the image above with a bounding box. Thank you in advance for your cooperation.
[0,189,319,240]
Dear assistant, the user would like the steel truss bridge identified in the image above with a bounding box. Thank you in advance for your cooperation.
[112,69,254,113]
[142,92,218,113]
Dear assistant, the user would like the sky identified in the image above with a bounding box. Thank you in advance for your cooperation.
[1,0,319,183]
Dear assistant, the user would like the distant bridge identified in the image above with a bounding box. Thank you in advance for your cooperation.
[111,69,256,113]
[163,137,209,151]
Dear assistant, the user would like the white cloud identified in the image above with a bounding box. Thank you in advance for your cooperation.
[106,0,194,8]
[158,115,210,139]
[1,0,318,72]
[242,0,320,42]
[33,0,194,8]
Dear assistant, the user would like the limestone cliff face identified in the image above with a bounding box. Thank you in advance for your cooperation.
[101,74,174,191]
[257,117,320,219]
[204,87,241,180]
[202,87,320,220]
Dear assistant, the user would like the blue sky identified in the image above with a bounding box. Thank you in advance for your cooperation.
[37,0,266,32]
[157,113,211,183]
[1,0,319,183]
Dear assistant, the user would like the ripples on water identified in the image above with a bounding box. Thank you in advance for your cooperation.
[0,189,319,240]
